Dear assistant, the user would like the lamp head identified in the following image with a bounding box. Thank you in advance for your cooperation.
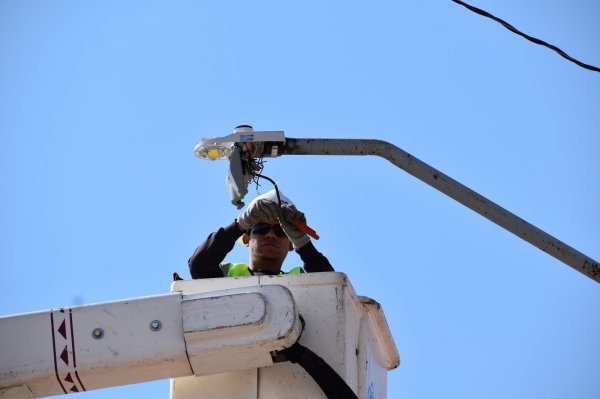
[194,125,286,208]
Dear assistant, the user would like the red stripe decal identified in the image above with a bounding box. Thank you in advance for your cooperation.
[50,311,68,394]
[58,320,67,339]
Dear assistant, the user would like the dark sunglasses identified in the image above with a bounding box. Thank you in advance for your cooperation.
[249,223,287,237]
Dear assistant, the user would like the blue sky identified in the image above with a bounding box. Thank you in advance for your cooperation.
[1,1,599,398]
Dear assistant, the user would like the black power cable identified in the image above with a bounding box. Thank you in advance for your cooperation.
[277,343,358,399]
[451,0,600,73]
[253,173,282,205]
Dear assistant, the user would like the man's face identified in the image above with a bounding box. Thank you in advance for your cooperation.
[246,220,293,272]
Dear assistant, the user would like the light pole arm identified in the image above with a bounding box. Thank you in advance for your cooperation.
[283,138,600,284]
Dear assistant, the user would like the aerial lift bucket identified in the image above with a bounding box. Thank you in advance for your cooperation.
[170,272,399,399]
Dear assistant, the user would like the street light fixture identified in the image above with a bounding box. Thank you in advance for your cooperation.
[195,125,600,284]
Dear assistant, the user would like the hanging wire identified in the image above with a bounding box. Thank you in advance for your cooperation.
[247,155,280,204]
[249,158,266,189]
[451,0,600,73]
[254,173,282,206]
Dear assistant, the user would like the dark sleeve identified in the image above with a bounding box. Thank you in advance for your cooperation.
[296,241,335,273]
[188,220,243,279]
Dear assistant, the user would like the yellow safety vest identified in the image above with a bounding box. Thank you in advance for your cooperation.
[223,263,304,277]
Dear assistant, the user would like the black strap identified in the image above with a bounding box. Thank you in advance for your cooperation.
[277,342,358,399]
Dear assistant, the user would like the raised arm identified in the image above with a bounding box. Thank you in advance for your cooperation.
[188,220,242,278]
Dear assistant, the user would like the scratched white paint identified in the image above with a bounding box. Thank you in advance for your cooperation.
[0,385,33,399]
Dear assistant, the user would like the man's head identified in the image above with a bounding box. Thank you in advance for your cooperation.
[241,221,294,273]
[236,190,297,273]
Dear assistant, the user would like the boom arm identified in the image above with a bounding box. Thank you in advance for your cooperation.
[0,285,301,398]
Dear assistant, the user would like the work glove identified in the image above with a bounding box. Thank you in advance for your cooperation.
[237,199,281,231]
[279,205,310,249]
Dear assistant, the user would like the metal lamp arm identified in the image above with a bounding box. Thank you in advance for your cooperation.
[282,138,600,284]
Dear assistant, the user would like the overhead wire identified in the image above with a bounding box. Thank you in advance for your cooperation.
[451,0,600,73]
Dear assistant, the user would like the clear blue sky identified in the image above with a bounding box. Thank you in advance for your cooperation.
[1,1,599,398]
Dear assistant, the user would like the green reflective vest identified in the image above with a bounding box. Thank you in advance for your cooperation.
[221,263,304,277]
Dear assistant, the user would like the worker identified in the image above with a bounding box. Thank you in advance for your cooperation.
[189,190,334,278]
